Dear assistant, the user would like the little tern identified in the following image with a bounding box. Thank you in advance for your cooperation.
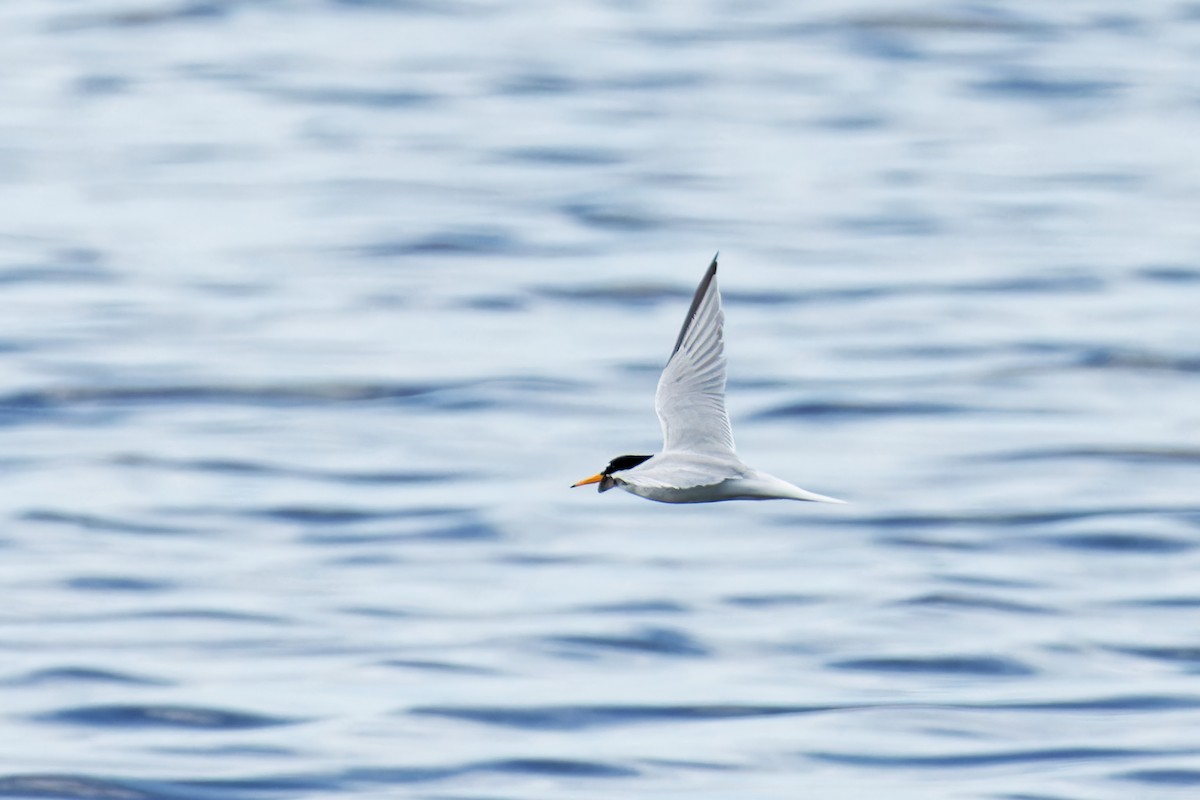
[572,254,844,504]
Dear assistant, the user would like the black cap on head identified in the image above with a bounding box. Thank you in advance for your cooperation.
[605,454,652,474]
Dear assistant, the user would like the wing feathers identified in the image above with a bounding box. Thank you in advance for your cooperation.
[654,254,736,456]
[670,254,720,356]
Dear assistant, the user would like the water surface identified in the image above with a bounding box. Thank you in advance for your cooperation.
[2,2,1200,798]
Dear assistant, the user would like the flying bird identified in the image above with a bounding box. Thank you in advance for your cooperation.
[572,254,844,504]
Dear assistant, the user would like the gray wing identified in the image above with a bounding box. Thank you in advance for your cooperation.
[654,254,736,456]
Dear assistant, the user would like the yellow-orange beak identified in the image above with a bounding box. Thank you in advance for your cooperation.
[571,472,603,488]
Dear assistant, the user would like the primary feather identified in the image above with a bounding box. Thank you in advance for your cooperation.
[654,256,735,456]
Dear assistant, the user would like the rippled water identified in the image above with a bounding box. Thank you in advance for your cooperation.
[3,2,1200,798]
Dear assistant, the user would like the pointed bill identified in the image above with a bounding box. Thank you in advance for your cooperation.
[571,473,603,488]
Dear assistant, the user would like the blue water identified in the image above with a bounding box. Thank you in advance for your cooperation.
[2,2,1200,798]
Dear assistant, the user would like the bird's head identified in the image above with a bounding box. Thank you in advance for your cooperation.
[571,454,653,492]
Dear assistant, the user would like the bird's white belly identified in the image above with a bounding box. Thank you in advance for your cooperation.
[620,478,770,504]
[615,459,839,504]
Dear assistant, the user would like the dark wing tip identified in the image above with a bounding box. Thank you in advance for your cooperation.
[670,253,721,357]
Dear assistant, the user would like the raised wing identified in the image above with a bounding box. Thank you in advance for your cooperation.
[654,254,736,456]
